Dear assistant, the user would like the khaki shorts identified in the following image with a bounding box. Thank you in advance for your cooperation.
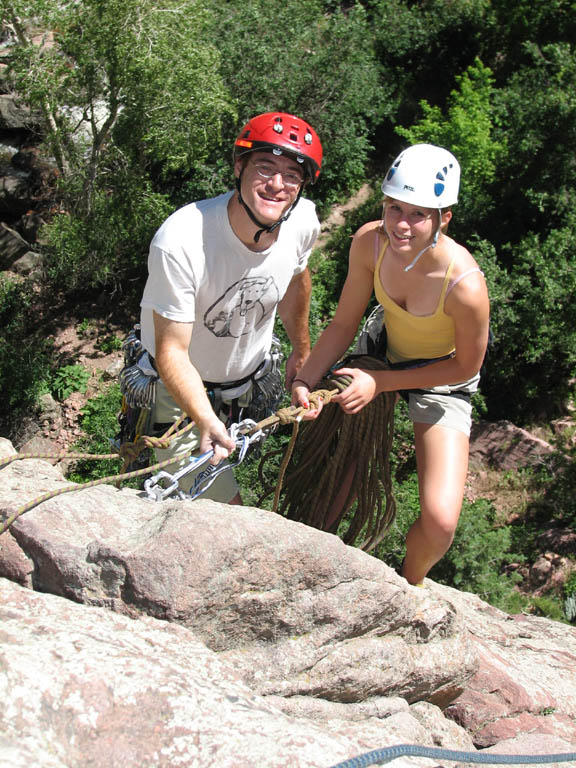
[407,391,473,436]
[152,379,240,503]
[405,372,478,436]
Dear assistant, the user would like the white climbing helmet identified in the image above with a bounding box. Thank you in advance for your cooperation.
[381,143,460,209]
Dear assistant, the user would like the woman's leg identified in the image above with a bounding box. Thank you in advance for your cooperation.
[402,422,469,585]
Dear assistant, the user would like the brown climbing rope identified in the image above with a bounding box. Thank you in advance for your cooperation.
[259,356,396,552]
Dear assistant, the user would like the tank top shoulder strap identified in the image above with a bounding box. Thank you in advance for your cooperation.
[437,252,457,304]
[445,267,484,299]
[374,228,387,269]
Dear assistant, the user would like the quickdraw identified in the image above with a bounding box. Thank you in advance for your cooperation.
[143,419,265,503]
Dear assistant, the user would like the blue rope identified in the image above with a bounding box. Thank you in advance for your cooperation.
[328,744,576,768]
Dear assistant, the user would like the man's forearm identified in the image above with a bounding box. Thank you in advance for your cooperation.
[155,348,215,426]
[278,268,312,359]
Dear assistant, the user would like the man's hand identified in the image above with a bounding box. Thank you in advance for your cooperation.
[198,414,237,465]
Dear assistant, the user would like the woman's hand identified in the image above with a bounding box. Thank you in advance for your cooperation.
[291,381,324,420]
[331,368,378,414]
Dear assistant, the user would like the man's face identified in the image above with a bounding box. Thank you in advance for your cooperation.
[234,151,304,225]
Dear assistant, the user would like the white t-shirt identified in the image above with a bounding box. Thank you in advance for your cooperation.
[140,191,320,383]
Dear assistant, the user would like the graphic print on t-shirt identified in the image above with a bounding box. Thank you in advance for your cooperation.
[204,276,279,338]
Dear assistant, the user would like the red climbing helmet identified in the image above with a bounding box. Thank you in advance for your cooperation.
[234,112,322,184]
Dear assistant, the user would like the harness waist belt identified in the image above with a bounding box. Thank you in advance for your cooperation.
[149,356,266,392]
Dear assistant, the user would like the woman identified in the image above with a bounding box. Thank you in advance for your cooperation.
[291,143,490,586]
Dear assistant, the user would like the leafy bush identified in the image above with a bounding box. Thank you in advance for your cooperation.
[203,0,392,209]
[43,170,173,293]
[67,383,124,483]
[0,278,53,427]
[396,57,507,242]
[50,364,91,402]
[481,228,576,422]
[96,335,123,354]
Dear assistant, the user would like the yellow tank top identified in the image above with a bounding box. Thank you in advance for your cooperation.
[374,235,456,364]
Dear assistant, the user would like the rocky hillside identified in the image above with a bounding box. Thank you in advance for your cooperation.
[1,436,576,767]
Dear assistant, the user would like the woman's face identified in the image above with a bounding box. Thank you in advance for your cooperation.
[383,198,438,253]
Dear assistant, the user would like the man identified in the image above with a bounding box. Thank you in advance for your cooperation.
[138,111,323,504]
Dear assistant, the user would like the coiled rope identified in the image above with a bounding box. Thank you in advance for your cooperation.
[327,743,576,768]
[261,356,396,551]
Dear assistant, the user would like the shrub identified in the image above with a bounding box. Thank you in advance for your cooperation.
[0,277,53,427]
[67,383,123,483]
[50,364,91,402]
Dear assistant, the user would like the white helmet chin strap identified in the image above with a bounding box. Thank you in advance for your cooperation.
[403,208,442,272]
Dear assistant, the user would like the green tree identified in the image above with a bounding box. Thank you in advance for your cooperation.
[370,0,495,135]
[204,0,391,208]
[481,227,576,423]
[395,58,506,240]
[3,0,234,289]
[490,42,576,248]
[0,277,53,429]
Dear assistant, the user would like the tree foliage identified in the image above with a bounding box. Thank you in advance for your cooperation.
[395,57,506,240]
[3,0,233,288]
[202,0,392,207]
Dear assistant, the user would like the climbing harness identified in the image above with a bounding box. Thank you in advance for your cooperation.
[202,335,285,427]
[114,327,284,472]
[143,419,264,502]
[327,743,576,768]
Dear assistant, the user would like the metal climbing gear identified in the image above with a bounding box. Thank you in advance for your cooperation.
[244,335,284,424]
[355,305,387,358]
[114,325,159,470]
[118,325,158,409]
[143,419,264,502]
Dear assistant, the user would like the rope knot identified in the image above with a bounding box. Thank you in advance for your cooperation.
[276,406,302,425]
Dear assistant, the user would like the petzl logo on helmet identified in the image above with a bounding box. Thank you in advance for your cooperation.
[403,184,415,192]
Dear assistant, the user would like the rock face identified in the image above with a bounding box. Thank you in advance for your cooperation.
[469,420,555,470]
[1,437,576,766]
[436,586,576,747]
[0,86,50,272]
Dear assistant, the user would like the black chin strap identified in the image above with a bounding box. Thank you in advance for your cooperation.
[235,174,303,243]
